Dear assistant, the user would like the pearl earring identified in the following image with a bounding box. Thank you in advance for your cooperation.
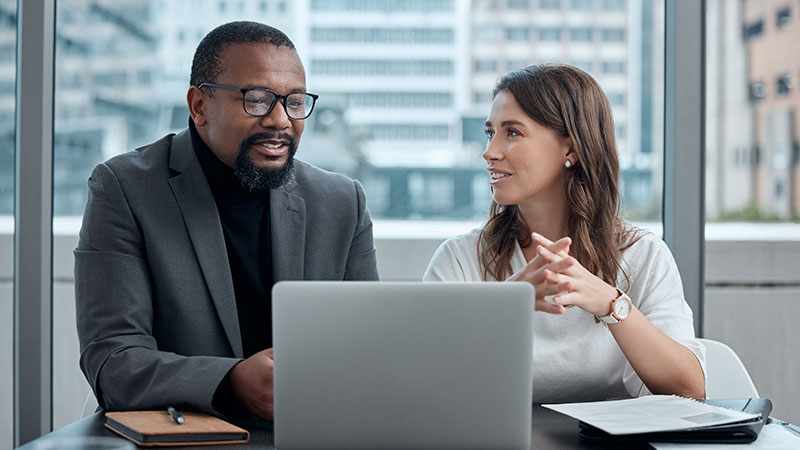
[565,159,572,168]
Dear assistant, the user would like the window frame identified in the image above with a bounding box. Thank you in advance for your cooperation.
[11,0,706,444]
[14,0,55,446]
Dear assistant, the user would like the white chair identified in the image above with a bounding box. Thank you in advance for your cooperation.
[698,338,759,398]
[81,390,99,417]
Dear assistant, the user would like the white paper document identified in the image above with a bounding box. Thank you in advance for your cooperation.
[543,395,760,435]
[650,423,800,449]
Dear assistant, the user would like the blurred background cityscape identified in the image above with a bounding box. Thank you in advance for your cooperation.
[0,0,797,222]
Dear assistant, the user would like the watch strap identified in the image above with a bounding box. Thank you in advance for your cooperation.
[595,289,626,324]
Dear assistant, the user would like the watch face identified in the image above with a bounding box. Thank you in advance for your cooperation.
[614,295,631,319]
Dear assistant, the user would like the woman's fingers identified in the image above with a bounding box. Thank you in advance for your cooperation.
[532,233,571,258]
[536,243,571,264]
[553,292,581,308]
[538,282,572,298]
[544,255,577,274]
[535,298,565,314]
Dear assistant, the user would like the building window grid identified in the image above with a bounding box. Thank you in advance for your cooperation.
[743,19,764,40]
[474,59,497,73]
[348,92,453,108]
[357,124,450,140]
[777,6,792,29]
[312,59,454,76]
[601,28,626,42]
[570,27,594,41]
[311,27,454,44]
[571,0,593,10]
[602,0,624,11]
[539,0,561,9]
[571,60,594,73]
[775,74,795,97]
[608,92,626,106]
[310,0,454,12]
[602,61,626,74]
[506,26,529,41]
[539,27,562,41]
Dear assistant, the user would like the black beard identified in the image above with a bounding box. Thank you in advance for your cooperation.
[234,132,297,192]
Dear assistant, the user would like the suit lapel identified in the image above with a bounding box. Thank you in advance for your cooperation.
[270,177,306,281]
[167,130,243,358]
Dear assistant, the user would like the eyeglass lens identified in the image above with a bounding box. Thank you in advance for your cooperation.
[244,89,314,118]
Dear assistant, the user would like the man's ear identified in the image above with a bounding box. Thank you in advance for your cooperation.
[187,86,207,127]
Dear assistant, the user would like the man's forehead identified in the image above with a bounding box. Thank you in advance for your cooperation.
[219,42,300,64]
[217,42,305,85]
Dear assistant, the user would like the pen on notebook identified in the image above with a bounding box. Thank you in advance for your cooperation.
[167,406,184,424]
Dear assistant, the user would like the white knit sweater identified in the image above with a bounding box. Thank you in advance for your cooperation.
[423,228,707,403]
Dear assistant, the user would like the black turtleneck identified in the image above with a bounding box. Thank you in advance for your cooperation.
[190,120,273,358]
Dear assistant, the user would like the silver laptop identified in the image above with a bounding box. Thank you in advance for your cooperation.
[272,281,534,450]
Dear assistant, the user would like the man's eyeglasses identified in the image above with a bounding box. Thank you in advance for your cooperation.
[198,82,319,120]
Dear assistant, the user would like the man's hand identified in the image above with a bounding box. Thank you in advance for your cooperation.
[229,348,274,420]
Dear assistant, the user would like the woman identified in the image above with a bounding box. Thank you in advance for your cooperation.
[424,64,706,402]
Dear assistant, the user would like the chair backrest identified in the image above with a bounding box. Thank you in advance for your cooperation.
[81,390,99,418]
[698,338,759,398]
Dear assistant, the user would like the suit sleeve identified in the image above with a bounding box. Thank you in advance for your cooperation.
[343,179,380,280]
[74,163,239,414]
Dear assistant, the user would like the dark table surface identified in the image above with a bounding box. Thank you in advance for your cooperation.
[18,405,652,449]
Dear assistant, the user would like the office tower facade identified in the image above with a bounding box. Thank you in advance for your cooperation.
[705,0,755,220]
[0,0,665,220]
[0,0,16,215]
[151,0,297,135]
[467,0,662,219]
[301,0,481,218]
[742,0,800,219]
[50,0,297,215]
[53,0,157,214]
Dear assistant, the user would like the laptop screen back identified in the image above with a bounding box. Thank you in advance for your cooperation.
[272,281,533,450]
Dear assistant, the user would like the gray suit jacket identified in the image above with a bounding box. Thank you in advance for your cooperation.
[75,129,380,413]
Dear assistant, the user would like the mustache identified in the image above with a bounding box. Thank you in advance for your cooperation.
[240,131,296,154]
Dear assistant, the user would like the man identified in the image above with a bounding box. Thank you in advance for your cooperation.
[75,22,380,422]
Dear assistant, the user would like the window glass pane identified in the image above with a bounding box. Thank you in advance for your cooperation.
[308,0,663,222]
[704,0,800,425]
[0,0,15,445]
[51,0,665,424]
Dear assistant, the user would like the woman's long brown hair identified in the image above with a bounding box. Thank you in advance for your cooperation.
[478,64,639,286]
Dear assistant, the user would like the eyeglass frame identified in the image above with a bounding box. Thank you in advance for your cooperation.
[197,82,319,120]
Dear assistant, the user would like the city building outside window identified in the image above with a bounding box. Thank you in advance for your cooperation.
[705,0,800,423]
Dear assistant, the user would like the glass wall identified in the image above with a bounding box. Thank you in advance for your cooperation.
[51,0,666,427]
[50,0,665,222]
[306,0,665,222]
[704,0,800,424]
[0,0,16,445]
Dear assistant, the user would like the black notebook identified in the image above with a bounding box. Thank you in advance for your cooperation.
[578,398,772,444]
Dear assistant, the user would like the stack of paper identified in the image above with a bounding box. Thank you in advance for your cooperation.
[544,395,760,435]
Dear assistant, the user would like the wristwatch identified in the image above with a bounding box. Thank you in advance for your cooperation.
[595,289,632,324]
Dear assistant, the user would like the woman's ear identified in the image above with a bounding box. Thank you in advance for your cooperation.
[564,138,577,167]
[187,86,207,127]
